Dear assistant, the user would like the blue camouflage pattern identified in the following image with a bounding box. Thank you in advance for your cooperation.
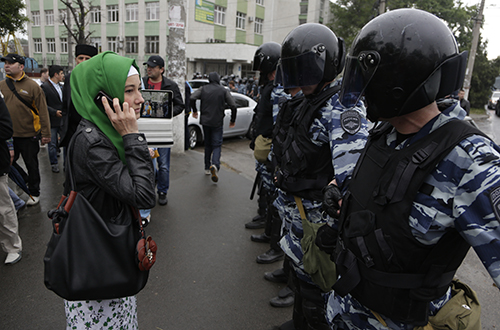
[255,85,290,193]
[327,102,500,329]
[275,82,369,284]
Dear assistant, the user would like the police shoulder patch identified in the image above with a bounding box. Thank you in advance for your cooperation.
[490,186,500,220]
[341,109,361,135]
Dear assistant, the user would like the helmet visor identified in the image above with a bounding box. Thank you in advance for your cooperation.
[278,50,326,89]
[253,52,264,71]
[340,51,380,108]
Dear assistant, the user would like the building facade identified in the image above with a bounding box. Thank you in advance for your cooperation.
[26,0,331,79]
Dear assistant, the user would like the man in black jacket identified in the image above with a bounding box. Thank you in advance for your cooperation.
[59,44,98,148]
[190,72,236,182]
[41,65,65,173]
[142,55,185,205]
[0,96,23,265]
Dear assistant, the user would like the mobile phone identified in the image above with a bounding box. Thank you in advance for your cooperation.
[94,90,121,112]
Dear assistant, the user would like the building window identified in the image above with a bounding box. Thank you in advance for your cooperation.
[32,11,40,26]
[107,5,119,22]
[59,10,67,24]
[299,18,307,25]
[90,6,101,23]
[214,5,226,25]
[236,12,246,30]
[34,38,42,53]
[126,36,138,54]
[47,38,56,53]
[90,37,102,53]
[256,0,264,5]
[145,36,159,54]
[107,37,117,52]
[45,10,54,25]
[300,4,308,15]
[254,18,263,34]
[126,4,138,22]
[61,38,68,53]
[146,2,159,21]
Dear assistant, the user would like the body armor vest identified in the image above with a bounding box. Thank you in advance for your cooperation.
[332,119,487,325]
[273,86,339,201]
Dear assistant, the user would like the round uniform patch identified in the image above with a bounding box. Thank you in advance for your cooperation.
[341,110,361,135]
[489,186,500,220]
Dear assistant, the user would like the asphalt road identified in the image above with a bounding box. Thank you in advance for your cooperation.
[1,109,499,329]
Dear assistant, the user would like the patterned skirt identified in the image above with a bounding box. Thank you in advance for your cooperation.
[64,296,138,330]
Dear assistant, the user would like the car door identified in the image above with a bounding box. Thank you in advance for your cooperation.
[223,93,254,137]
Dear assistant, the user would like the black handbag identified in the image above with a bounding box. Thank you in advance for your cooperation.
[43,132,155,301]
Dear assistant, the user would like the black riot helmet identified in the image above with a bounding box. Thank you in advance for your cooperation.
[252,42,281,76]
[340,8,468,121]
[278,23,345,89]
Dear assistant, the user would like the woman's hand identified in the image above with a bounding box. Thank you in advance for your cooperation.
[102,97,139,136]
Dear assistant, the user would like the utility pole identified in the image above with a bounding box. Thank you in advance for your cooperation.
[463,0,485,100]
[67,7,73,70]
[378,0,386,15]
[167,0,186,153]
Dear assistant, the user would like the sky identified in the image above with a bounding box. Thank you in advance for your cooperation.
[461,0,500,60]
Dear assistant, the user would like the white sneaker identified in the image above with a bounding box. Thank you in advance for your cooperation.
[204,169,211,175]
[5,252,22,265]
[27,196,40,206]
[210,165,218,183]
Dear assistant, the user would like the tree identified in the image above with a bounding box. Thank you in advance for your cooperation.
[0,0,30,37]
[329,0,476,51]
[59,0,93,45]
[328,0,378,50]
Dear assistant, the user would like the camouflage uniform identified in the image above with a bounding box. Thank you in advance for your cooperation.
[327,103,500,329]
[275,83,369,283]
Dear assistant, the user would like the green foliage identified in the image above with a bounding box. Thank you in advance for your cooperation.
[470,53,500,108]
[0,0,30,36]
[328,0,477,51]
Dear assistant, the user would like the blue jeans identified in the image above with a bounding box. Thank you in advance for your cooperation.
[203,125,223,170]
[156,148,170,194]
[48,127,60,165]
[8,187,25,211]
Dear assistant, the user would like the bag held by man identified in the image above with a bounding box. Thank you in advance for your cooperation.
[295,196,337,292]
[254,134,272,163]
[43,132,157,301]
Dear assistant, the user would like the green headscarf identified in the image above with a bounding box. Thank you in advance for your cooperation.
[70,51,141,163]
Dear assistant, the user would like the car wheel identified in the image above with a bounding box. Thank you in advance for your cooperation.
[188,126,200,149]
[496,106,500,117]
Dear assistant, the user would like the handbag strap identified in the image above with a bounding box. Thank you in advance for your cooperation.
[6,78,39,115]
[64,130,81,194]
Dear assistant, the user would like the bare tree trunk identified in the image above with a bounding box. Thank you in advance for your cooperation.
[166,0,186,153]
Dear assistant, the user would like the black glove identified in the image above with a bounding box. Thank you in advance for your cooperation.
[315,224,338,255]
[322,184,342,218]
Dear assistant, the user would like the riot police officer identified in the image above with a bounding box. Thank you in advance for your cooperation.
[273,23,369,330]
[324,9,500,329]
[246,42,288,264]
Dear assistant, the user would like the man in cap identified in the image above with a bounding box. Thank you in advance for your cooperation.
[59,44,98,148]
[142,55,185,207]
[0,54,51,206]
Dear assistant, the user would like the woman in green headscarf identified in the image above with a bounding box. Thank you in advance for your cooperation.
[63,51,155,329]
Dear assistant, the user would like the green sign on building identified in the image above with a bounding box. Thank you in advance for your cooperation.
[195,0,214,24]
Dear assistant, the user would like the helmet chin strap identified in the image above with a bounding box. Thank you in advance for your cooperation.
[307,80,332,98]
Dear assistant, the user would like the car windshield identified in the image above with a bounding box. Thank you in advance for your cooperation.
[493,92,500,98]
[190,81,208,89]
